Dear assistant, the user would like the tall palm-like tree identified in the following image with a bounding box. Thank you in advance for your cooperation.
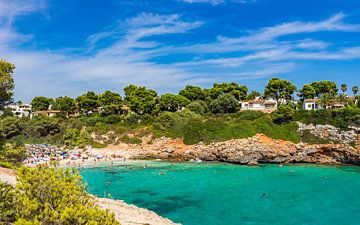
[341,84,348,94]
[352,86,359,96]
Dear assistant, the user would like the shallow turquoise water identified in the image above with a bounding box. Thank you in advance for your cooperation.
[81,162,360,225]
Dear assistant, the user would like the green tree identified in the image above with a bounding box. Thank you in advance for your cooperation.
[310,81,337,97]
[264,78,296,102]
[124,85,158,114]
[298,84,316,100]
[320,92,336,108]
[98,90,123,115]
[210,93,239,114]
[352,86,359,96]
[341,84,347,93]
[7,166,119,224]
[186,100,208,115]
[54,96,77,115]
[63,128,91,147]
[159,93,190,112]
[0,60,15,108]
[28,117,61,137]
[246,90,261,100]
[0,116,23,139]
[207,82,248,101]
[179,85,205,101]
[272,104,295,124]
[31,97,54,112]
[76,91,99,113]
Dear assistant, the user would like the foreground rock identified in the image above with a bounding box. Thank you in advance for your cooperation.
[0,168,179,225]
[97,134,360,165]
[97,198,180,225]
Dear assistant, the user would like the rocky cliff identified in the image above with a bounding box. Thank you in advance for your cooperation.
[99,133,360,165]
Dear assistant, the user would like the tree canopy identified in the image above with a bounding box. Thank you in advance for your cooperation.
[31,97,54,112]
[124,85,158,115]
[0,60,15,108]
[207,82,248,101]
[179,85,205,101]
[298,84,316,100]
[98,91,123,115]
[76,91,99,113]
[264,78,296,101]
[210,93,239,114]
[159,93,190,112]
[54,96,76,115]
[310,81,337,97]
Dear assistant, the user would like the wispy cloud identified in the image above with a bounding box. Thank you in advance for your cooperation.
[218,13,359,45]
[0,0,360,101]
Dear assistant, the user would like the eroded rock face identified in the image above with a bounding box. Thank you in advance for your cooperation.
[111,134,360,166]
[297,122,358,145]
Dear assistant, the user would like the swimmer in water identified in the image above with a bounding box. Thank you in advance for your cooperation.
[159,171,166,175]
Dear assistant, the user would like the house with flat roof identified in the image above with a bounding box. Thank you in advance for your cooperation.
[33,110,62,117]
[303,96,358,110]
[240,98,278,112]
[5,103,33,118]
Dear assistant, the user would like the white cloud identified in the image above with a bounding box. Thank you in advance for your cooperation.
[1,1,360,102]
[218,13,359,45]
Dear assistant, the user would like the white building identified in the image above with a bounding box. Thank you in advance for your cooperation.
[240,97,278,112]
[303,96,358,110]
[5,103,33,118]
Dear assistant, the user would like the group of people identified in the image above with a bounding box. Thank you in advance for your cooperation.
[24,144,69,165]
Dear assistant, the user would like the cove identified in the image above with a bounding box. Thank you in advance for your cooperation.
[80,161,360,225]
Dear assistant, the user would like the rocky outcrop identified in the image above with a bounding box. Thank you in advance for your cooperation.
[297,122,358,145]
[96,198,180,225]
[100,134,360,165]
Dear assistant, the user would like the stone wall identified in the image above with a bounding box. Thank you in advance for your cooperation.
[297,122,358,145]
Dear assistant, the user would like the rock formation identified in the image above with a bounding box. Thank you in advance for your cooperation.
[100,133,360,165]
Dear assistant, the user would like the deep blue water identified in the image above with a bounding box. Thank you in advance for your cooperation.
[80,161,360,225]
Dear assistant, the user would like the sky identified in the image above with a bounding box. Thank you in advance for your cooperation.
[1,0,360,102]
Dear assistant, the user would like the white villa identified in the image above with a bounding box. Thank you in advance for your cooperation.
[303,99,324,110]
[5,103,33,118]
[303,96,358,110]
[240,97,278,112]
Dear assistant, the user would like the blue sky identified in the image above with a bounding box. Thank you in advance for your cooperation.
[1,0,360,101]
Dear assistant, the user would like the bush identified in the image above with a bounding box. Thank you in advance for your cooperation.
[187,101,208,115]
[0,166,119,224]
[0,145,27,168]
[0,182,16,222]
[63,128,91,148]
[210,93,239,114]
[232,110,265,121]
[105,115,121,124]
[301,130,330,144]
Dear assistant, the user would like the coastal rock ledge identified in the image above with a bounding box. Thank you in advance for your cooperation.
[100,133,360,165]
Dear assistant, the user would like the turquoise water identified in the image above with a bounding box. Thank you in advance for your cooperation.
[81,162,360,225]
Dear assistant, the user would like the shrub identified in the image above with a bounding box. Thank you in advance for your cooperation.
[187,101,208,115]
[0,166,119,224]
